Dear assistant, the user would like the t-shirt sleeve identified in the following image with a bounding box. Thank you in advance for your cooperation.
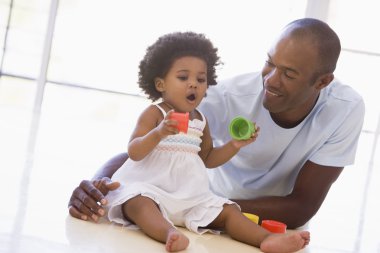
[309,98,365,167]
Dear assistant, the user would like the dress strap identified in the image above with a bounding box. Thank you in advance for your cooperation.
[195,108,206,123]
[155,104,167,117]
[155,104,205,122]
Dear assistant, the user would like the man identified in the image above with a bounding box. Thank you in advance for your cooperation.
[68,18,364,229]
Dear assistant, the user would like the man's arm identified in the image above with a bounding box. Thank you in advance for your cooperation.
[68,152,129,222]
[234,160,343,229]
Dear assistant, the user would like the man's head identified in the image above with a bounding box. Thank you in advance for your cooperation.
[261,18,341,127]
[283,18,341,75]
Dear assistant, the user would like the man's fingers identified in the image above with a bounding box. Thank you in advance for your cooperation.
[68,179,110,221]
[69,205,90,221]
[68,203,100,222]
[80,180,105,203]
[106,181,120,191]
[95,178,120,194]
[74,181,105,216]
[93,179,120,205]
[70,193,104,219]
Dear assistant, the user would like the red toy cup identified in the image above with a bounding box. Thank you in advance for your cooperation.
[170,112,189,133]
[261,220,287,233]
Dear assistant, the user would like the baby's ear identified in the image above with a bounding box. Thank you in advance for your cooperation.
[154,78,165,92]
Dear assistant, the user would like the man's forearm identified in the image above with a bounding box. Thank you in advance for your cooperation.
[234,196,316,229]
[92,152,129,180]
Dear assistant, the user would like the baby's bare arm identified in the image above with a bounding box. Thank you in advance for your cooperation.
[128,107,178,161]
[199,120,259,168]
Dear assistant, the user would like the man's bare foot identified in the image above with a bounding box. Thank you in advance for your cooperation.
[260,231,310,253]
[165,228,189,252]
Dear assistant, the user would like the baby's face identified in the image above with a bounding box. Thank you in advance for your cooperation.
[159,56,208,113]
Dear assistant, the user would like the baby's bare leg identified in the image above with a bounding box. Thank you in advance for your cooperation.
[207,204,268,247]
[123,195,189,252]
[207,204,310,253]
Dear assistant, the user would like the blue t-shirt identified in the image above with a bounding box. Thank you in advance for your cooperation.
[199,72,365,199]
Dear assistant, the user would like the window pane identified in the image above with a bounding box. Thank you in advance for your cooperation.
[0,1,11,65]
[1,0,50,78]
[335,50,380,132]
[326,0,380,133]
[49,0,308,94]
[327,0,380,54]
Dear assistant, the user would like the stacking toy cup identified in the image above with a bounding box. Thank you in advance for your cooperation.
[229,116,255,140]
[170,112,189,134]
[243,212,259,224]
[261,220,287,233]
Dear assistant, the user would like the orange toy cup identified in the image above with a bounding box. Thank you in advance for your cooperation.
[170,112,189,133]
[261,220,287,233]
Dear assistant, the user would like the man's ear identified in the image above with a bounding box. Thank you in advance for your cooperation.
[315,73,334,90]
[155,78,165,92]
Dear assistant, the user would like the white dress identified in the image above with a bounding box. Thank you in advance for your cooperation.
[106,105,237,234]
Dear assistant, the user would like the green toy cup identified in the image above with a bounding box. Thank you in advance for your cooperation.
[229,116,255,140]
[170,112,189,133]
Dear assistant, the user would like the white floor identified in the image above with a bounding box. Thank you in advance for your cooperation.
[0,76,379,253]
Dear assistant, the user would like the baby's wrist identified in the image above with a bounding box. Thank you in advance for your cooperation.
[229,140,241,150]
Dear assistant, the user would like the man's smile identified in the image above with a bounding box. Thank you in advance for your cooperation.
[265,88,281,97]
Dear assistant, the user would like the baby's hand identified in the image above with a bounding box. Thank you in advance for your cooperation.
[156,110,179,138]
[231,125,260,149]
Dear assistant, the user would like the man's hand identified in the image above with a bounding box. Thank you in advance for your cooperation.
[231,126,260,149]
[68,177,120,222]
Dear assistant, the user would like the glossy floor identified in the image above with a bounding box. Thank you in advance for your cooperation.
[0,77,379,253]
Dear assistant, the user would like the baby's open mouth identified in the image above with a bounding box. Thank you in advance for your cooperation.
[187,94,196,101]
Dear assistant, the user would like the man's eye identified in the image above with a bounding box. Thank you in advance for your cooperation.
[285,74,295,80]
[265,60,274,67]
[284,71,296,80]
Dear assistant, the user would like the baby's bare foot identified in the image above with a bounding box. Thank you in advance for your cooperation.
[260,231,310,253]
[165,228,189,252]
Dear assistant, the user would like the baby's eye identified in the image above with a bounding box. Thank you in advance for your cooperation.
[198,78,206,83]
[178,76,188,81]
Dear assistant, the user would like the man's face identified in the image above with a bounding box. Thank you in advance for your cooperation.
[261,35,322,121]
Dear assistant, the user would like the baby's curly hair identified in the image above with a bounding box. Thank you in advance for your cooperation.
[138,31,221,101]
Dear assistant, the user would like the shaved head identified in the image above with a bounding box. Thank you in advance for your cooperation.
[281,18,341,75]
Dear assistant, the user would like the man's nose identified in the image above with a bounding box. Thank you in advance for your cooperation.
[265,68,281,86]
